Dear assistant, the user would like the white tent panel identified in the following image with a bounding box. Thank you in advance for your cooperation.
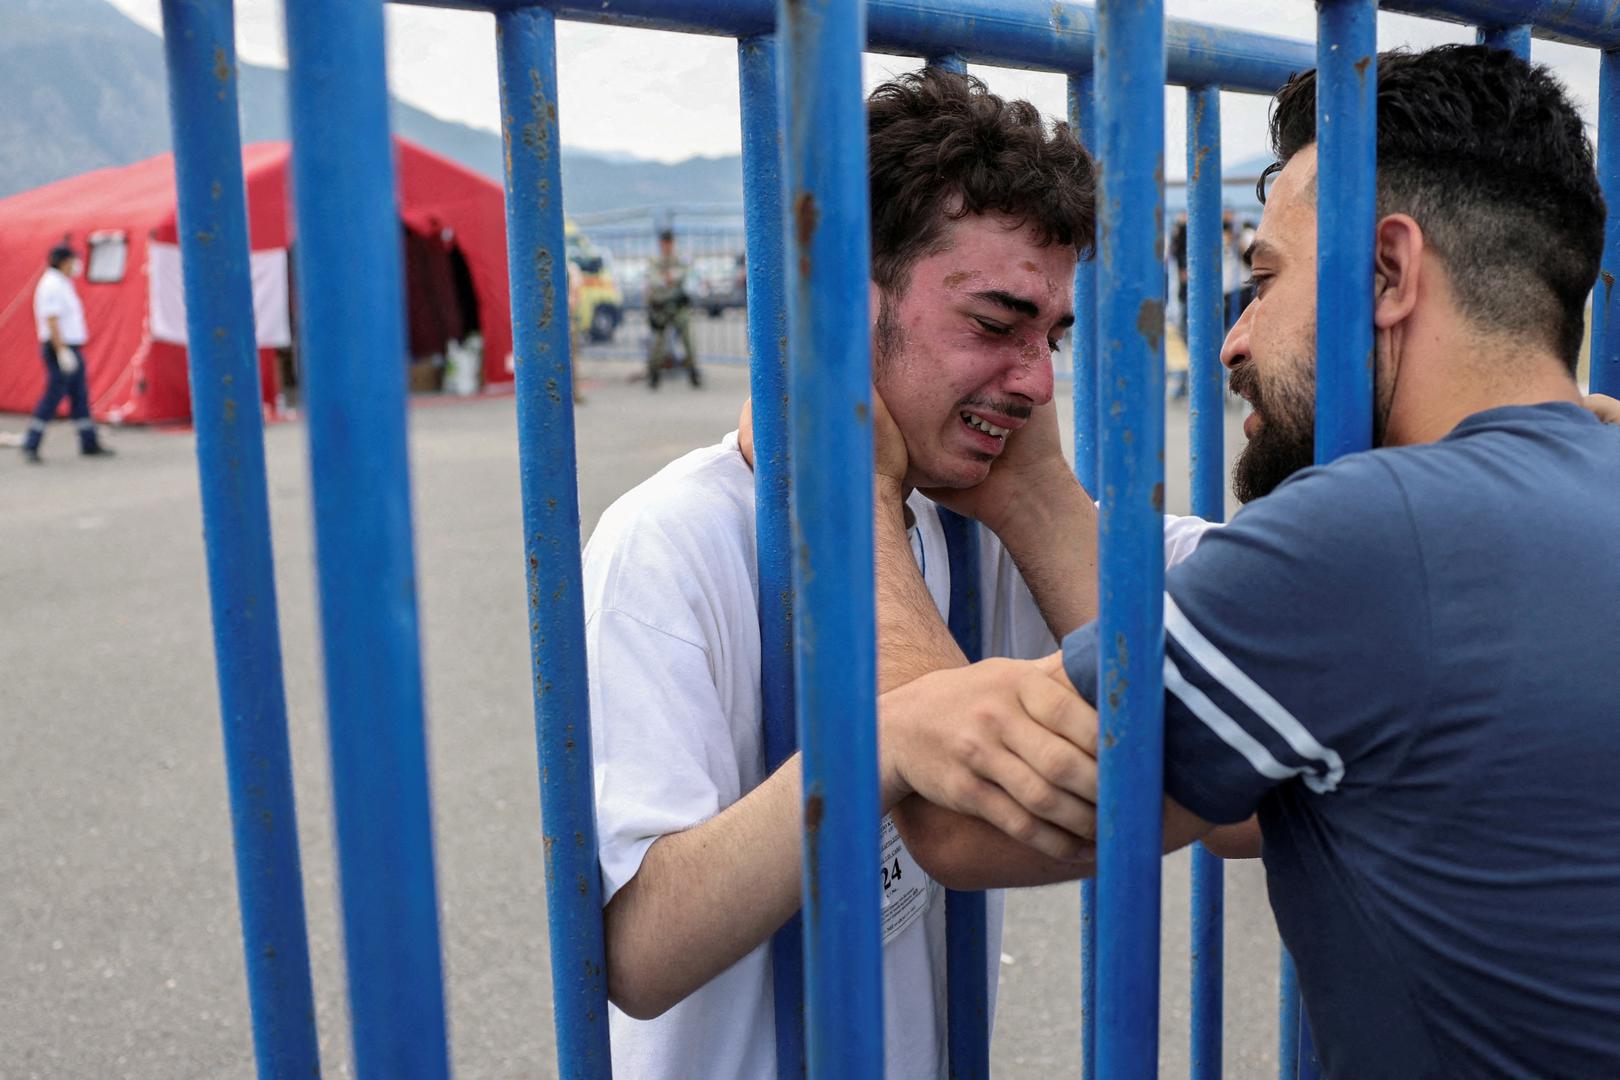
[148,243,291,349]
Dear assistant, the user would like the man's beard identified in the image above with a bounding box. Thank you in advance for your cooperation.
[1229,359,1317,504]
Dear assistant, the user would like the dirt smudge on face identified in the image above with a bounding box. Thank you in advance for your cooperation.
[943,269,980,289]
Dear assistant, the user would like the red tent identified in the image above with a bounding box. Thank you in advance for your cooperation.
[0,138,514,424]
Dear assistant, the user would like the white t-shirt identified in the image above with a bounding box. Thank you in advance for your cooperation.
[582,432,1215,1080]
[34,267,88,345]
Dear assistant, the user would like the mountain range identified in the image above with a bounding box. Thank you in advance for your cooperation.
[0,0,743,214]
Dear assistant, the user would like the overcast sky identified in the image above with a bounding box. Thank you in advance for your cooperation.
[105,0,1602,178]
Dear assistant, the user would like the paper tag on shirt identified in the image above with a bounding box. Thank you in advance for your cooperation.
[880,813,939,946]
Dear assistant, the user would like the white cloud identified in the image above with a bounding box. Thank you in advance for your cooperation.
[103,0,1603,174]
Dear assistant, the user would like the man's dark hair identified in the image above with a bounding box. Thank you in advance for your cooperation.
[1264,45,1604,371]
[866,69,1095,294]
[48,244,76,269]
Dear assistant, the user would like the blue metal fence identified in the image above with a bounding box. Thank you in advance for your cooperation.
[1185,80,1227,1080]
[283,2,451,1076]
[779,2,887,1074]
[1092,3,1169,1077]
[157,1,1620,1078]
[494,8,615,1076]
[737,34,807,1079]
[157,3,318,1076]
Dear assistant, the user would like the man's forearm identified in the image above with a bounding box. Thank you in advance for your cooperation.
[990,468,1099,639]
[892,794,1094,889]
[604,717,936,1020]
[1202,818,1263,859]
[898,790,1216,889]
[604,756,803,1019]
[874,482,966,691]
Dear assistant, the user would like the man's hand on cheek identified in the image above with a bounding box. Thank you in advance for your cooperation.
[921,399,1069,532]
[879,653,1099,861]
[871,386,909,496]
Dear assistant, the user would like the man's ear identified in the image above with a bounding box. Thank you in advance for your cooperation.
[1372,213,1423,331]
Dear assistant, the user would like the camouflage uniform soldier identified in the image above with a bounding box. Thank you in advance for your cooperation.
[646,229,701,388]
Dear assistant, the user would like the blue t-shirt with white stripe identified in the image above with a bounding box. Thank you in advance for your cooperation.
[1063,402,1620,1079]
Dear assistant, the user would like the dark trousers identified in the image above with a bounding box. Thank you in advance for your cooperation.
[25,343,97,452]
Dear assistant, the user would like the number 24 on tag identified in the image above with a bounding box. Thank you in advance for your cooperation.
[880,856,903,892]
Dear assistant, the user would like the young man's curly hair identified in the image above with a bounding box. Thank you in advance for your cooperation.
[1265,45,1605,371]
[866,69,1096,295]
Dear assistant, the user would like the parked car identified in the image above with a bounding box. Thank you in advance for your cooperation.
[616,260,649,311]
[692,253,747,318]
[565,222,624,342]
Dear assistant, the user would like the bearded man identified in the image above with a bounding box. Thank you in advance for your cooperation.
[889,45,1620,1078]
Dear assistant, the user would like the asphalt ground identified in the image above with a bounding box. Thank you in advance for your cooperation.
[1,350,1280,1079]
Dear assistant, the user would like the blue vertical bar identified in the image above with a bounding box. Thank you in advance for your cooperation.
[1066,70,1099,1080]
[933,40,989,1073]
[1306,8,1376,1074]
[1279,949,1301,1080]
[939,507,989,1080]
[1190,847,1225,1080]
[158,3,319,1076]
[1185,85,1225,529]
[1185,82,1226,1080]
[777,1,884,1076]
[943,890,989,1080]
[1298,1011,1323,1080]
[1094,0,1167,1077]
[739,33,806,1080]
[1068,73,1100,499]
[1476,24,1532,58]
[1079,876,1097,1079]
[281,2,449,1078]
[1593,51,1620,398]
[495,9,613,1078]
[1314,0,1377,465]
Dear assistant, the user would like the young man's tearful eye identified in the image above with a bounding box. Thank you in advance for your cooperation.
[971,316,1062,357]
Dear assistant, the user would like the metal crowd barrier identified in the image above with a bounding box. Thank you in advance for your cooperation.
[157,0,1620,1078]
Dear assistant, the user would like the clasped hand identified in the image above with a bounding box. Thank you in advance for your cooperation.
[881,652,1097,861]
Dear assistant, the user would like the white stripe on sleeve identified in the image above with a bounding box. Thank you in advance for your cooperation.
[1164,592,1345,793]
[1164,656,1300,782]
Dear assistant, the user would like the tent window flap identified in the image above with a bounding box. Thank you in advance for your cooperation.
[86,231,128,284]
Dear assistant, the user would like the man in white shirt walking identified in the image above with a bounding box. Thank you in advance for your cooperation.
[23,244,113,463]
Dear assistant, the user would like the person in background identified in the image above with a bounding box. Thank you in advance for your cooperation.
[646,228,701,389]
[1167,213,1191,399]
[1220,210,1244,329]
[566,258,587,405]
[23,244,113,464]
